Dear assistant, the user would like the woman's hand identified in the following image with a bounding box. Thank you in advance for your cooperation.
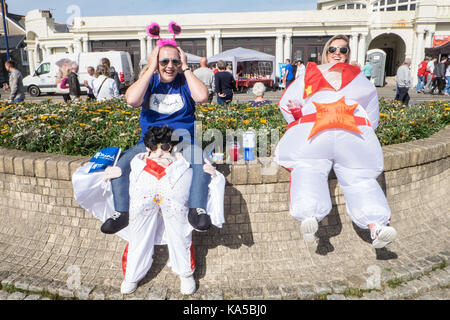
[287,99,303,110]
[177,47,188,70]
[147,46,160,73]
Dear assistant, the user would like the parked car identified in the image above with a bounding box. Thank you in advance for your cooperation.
[23,51,134,97]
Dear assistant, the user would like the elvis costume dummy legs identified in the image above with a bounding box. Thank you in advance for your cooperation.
[72,126,225,295]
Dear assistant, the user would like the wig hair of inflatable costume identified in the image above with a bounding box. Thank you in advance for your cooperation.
[146,22,182,48]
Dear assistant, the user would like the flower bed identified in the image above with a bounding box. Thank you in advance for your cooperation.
[0,98,448,157]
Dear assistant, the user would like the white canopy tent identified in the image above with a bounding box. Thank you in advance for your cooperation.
[185,52,202,64]
[208,47,276,81]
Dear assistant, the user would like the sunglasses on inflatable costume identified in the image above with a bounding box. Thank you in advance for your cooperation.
[159,58,181,67]
[327,46,349,54]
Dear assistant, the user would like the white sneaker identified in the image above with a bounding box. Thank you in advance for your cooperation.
[180,275,196,295]
[121,280,138,295]
[301,217,319,243]
[371,225,397,249]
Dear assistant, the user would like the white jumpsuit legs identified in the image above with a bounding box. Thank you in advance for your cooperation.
[278,126,392,230]
[333,163,391,229]
[124,156,195,284]
[124,205,194,284]
[289,159,333,223]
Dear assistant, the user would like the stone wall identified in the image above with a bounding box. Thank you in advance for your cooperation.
[0,126,449,299]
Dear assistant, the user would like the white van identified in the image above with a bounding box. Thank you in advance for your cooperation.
[23,51,134,96]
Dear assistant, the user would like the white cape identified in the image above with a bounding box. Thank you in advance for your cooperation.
[72,162,226,243]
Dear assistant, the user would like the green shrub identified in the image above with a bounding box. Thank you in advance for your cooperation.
[0,98,448,157]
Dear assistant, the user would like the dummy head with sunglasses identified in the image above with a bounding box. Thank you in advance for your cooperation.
[143,125,181,164]
[321,34,351,64]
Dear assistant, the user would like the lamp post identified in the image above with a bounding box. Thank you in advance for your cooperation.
[1,0,10,60]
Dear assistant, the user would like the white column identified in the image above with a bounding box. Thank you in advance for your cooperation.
[357,33,367,66]
[213,34,221,55]
[349,33,358,63]
[139,36,147,62]
[42,45,51,59]
[415,31,425,63]
[34,44,40,65]
[146,38,153,59]
[67,44,74,54]
[82,37,89,53]
[424,30,433,48]
[27,48,35,74]
[275,35,284,78]
[74,38,82,54]
[284,34,292,62]
[206,35,213,58]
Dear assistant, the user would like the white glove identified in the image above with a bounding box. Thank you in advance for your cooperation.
[203,159,217,178]
[104,166,122,181]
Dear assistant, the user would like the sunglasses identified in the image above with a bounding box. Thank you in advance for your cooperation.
[327,46,349,55]
[159,58,181,67]
[148,143,173,152]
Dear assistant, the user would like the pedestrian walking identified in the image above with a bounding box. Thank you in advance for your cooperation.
[4,60,25,103]
[84,66,97,100]
[92,64,119,101]
[214,60,235,105]
[416,57,430,93]
[430,56,447,95]
[68,63,81,101]
[361,60,373,81]
[193,57,215,103]
[395,58,412,106]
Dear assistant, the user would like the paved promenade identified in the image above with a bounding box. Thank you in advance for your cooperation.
[0,260,448,300]
[3,82,449,106]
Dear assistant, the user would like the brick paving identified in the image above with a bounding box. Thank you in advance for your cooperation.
[0,264,448,300]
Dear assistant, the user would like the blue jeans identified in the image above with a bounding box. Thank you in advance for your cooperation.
[111,138,211,212]
[444,76,450,94]
[217,94,233,105]
[416,75,425,92]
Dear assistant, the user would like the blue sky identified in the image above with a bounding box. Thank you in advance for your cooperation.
[9,0,317,24]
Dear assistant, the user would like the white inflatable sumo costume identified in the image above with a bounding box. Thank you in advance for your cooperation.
[72,152,225,284]
[275,62,391,231]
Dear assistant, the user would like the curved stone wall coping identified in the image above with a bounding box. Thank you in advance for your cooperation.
[1,126,448,184]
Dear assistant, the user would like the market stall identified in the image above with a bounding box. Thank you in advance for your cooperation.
[425,41,450,60]
[185,52,202,70]
[208,47,275,91]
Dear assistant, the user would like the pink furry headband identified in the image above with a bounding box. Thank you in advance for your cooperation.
[146,22,182,48]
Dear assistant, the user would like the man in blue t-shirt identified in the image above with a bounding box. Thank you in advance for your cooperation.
[101,44,211,234]
[282,59,294,88]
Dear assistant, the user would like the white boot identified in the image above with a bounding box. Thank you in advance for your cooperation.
[301,217,319,243]
[371,225,397,249]
[121,280,138,295]
[180,275,196,295]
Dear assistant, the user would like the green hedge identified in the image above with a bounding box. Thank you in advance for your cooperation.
[0,98,448,157]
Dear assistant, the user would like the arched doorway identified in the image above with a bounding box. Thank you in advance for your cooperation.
[368,33,406,76]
